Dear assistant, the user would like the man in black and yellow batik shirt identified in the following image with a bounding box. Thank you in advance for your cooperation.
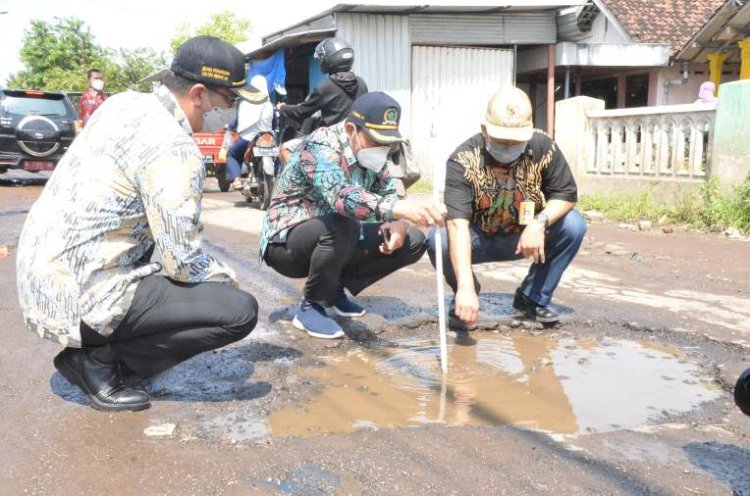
[426,86,587,331]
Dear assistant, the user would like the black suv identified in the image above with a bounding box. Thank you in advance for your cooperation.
[0,88,78,174]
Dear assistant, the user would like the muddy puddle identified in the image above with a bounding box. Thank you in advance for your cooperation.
[267,332,722,438]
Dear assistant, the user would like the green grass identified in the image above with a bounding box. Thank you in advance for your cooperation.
[578,193,671,223]
[578,175,750,234]
[406,178,433,195]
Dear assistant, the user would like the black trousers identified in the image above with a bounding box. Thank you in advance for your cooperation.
[264,213,426,307]
[81,275,258,378]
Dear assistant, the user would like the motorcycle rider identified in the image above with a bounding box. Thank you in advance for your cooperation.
[277,37,368,129]
[227,75,274,190]
[277,38,411,199]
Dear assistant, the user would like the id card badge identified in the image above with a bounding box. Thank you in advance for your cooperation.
[518,201,535,225]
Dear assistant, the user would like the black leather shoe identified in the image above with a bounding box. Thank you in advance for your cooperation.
[735,368,750,417]
[512,289,559,324]
[54,347,150,412]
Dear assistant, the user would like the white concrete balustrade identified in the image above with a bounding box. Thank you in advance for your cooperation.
[586,103,716,180]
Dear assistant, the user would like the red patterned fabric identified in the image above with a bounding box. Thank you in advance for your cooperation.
[79,87,106,127]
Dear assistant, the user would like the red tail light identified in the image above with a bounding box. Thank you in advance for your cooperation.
[257,133,275,147]
[24,90,45,97]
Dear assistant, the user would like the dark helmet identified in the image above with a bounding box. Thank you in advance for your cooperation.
[314,37,354,74]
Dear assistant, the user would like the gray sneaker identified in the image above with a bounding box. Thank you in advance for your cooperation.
[293,298,345,339]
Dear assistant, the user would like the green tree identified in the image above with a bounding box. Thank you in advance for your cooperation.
[7,17,107,90]
[169,11,251,53]
[107,48,168,92]
[5,17,166,93]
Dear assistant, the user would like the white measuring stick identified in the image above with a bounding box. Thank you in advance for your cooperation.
[433,175,448,374]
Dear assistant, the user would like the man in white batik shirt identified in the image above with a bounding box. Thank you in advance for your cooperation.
[17,36,267,412]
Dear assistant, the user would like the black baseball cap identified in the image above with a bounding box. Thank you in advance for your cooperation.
[171,35,266,103]
[348,91,404,144]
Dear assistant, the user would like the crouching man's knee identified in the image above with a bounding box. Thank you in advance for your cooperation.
[563,209,588,242]
[425,227,448,268]
[227,291,259,341]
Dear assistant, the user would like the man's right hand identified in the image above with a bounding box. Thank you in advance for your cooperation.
[454,286,479,326]
[391,198,446,227]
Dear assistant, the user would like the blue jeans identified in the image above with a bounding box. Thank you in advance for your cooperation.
[226,138,250,181]
[425,210,587,306]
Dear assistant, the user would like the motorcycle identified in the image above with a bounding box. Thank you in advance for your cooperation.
[238,83,287,210]
[240,130,278,210]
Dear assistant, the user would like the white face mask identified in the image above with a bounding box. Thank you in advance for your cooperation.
[201,92,237,133]
[486,140,527,164]
[353,132,389,173]
[91,79,104,91]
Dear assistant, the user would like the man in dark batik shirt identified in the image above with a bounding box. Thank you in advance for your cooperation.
[426,86,587,330]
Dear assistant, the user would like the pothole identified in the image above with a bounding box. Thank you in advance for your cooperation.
[266,331,722,438]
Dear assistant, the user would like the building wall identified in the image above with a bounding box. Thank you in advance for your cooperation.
[409,12,556,45]
[328,11,569,178]
[411,46,514,183]
[517,41,669,74]
[585,10,630,43]
[655,64,740,105]
[335,13,412,136]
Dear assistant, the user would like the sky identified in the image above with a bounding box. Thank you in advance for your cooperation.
[0,0,338,85]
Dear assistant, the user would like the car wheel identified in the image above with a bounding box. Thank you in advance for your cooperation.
[15,115,61,158]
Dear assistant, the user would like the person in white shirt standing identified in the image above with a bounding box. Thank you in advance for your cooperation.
[226,74,274,190]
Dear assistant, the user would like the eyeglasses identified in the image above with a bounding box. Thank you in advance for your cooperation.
[207,86,241,108]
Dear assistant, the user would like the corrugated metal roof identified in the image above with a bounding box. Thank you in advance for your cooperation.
[246,29,335,60]
[261,1,584,44]
[410,12,556,45]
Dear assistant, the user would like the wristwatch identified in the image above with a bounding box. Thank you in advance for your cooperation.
[534,212,549,229]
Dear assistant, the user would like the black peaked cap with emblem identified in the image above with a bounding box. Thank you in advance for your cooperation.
[171,35,266,103]
[347,91,404,144]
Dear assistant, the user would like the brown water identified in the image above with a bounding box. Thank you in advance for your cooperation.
[268,332,721,438]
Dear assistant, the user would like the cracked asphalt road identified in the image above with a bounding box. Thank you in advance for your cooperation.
[1,177,749,495]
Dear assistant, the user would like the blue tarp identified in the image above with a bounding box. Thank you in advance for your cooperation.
[308,55,326,94]
[248,49,287,101]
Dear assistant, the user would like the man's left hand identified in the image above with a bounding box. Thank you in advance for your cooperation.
[379,221,408,255]
[516,221,546,264]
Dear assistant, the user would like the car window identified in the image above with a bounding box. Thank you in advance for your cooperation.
[1,95,70,117]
